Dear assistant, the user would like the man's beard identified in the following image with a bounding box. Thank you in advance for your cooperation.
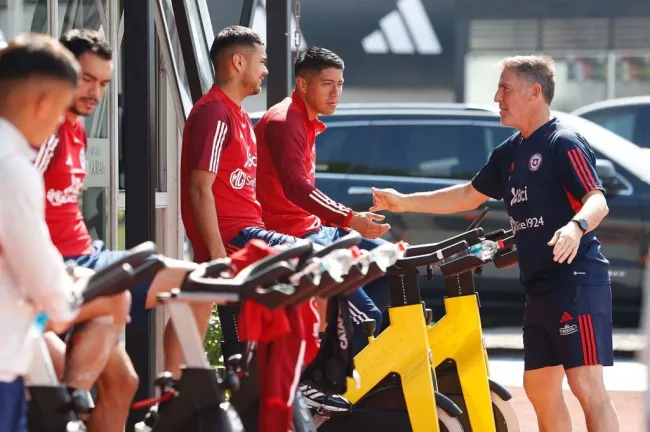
[70,104,90,117]
[245,78,263,96]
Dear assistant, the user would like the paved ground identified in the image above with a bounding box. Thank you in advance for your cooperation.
[489,356,646,431]
[506,387,643,432]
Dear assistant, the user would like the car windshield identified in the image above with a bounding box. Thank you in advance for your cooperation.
[554,111,650,184]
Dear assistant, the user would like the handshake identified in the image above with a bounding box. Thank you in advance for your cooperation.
[349,187,406,239]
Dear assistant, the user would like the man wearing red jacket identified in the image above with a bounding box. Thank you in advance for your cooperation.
[254,46,393,400]
[181,29,351,413]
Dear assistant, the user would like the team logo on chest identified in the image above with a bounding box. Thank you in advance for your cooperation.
[528,153,542,172]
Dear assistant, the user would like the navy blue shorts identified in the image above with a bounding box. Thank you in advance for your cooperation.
[0,377,28,432]
[64,240,154,325]
[523,283,614,371]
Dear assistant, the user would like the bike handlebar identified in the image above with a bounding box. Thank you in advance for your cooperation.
[182,241,313,298]
[394,241,469,269]
[80,241,157,304]
[403,229,484,258]
[439,232,517,277]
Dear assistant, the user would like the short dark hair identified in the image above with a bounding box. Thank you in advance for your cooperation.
[209,26,263,67]
[294,47,344,78]
[0,32,79,87]
[499,55,556,105]
[59,29,112,61]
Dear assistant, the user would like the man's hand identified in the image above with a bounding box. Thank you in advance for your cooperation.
[370,187,406,213]
[349,212,391,239]
[548,221,583,264]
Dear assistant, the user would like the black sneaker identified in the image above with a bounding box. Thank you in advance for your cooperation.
[298,383,351,412]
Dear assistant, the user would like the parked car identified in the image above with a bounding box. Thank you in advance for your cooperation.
[251,104,650,326]
[572,96,650,150]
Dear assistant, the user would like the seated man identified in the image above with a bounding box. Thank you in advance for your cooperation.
[36,29,199,432]
[0,32,131,432]
[181,26,350,413]
[254,46,392,351]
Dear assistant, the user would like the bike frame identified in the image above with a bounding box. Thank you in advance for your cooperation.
[341,268,444,432]
[429,270,497,431]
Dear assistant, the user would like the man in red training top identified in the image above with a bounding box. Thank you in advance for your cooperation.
[37,29,198,431]
[180,27,350,413]
[254,46,393,404]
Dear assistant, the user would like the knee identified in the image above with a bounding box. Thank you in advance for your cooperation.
[98,353,139,401]
[524,375,562,410]
[106,291,132,325]
[567,369,608,408]
[355,305,382,333]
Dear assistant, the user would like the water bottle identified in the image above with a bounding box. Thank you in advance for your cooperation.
[367,241,408,269]
[289,257,325,285]
[441,240,499,264]
[319,247,360,279]
[32,312,49,335]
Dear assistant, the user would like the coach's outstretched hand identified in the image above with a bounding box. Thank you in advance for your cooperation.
[370,187,406,213]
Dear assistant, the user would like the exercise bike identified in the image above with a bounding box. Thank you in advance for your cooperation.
[26,241,165,432]
[135,240,348,432]
[222,232,422,432]
[312,235,472,432]
[430,209,521,431]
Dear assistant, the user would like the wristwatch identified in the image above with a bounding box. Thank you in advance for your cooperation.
[572,218,588,233]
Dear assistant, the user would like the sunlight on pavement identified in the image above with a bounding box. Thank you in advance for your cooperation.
[489,357,647,392]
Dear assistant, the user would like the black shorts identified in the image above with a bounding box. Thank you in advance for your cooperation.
[523,283,614,371]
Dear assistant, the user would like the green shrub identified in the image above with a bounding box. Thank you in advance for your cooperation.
[203,305,224,366]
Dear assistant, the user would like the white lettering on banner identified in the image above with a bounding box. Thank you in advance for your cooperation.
[510,186,528,206]
[47,176,83,206]
[509,216,544,234]
[85,138,109,188]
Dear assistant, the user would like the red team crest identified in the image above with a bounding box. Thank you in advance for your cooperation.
[528,152,542,172]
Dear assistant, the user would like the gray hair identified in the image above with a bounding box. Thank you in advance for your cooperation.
[499,55,556,105]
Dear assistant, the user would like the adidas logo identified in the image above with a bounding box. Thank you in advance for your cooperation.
[251,0,308,51]
[560,312,573,323]
[361,0,442,55]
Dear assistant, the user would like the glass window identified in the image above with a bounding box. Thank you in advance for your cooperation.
[2,0,46,37]
[484,125,517,155]
[362,124,489,180]
[581,108,637,143]
[315,125,374,174]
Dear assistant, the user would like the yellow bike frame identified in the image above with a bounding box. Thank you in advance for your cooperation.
[429,289,497,432]
[343,302,441,432]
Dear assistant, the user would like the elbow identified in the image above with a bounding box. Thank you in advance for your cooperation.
[463,183,487,211]
[189,184,211,203]
[602,200,610,218]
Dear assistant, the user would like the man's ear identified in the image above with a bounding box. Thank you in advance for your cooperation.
[232,52,245,73]
[530,83,542,101]
[296,76,308,93]
[32,91,49,123]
